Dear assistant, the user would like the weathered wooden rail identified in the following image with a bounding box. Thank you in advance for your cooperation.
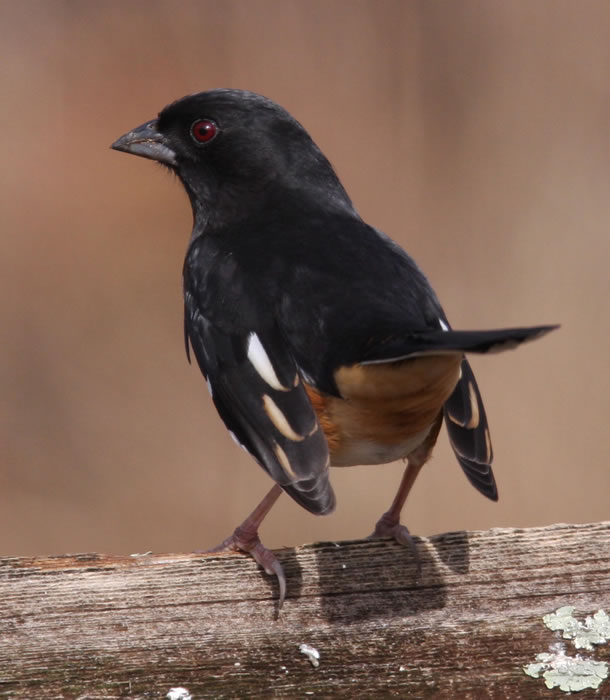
[1,522,609,698]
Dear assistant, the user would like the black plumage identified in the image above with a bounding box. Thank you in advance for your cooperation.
[112,89,557,606]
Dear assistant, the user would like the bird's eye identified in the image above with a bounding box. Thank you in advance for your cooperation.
[190,119,218,144]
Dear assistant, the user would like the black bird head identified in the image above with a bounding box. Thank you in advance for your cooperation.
[111,89,352,225]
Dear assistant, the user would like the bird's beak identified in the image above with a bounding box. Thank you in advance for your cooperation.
[110,119,177,167]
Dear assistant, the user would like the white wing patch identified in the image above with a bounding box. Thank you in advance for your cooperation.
[247,332,289,391]
[439,318,449,331]
[263,394,305,441]
[466,381,480,428]
[273,442,297,479]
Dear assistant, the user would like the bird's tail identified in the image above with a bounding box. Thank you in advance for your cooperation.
[360,324,559,365]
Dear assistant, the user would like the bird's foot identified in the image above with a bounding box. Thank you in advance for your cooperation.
[368,512,421,576]
[207,526,287,609]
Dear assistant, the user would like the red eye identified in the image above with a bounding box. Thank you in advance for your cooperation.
[190,119,218,144]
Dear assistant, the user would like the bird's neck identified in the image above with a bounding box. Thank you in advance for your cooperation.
[185,174,357,241]
[182,175,262,234]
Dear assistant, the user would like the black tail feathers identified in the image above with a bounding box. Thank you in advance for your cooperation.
[444,359,498,501]
[361,324,559,365]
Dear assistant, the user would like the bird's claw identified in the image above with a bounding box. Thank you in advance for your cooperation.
[207,531,287,609]
[368,515,422,576]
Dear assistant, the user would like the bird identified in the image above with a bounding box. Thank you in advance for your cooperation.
[111,89,557,608]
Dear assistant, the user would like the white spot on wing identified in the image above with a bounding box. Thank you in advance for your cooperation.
[247,332,288,391]
[206,378,214,397]
[273,442,297,479]
[446,410,464,427]
[466,381,480,428]
[263,394,305,441]
[439,318,449,331]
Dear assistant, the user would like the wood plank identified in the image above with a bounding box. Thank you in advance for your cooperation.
[1,522,609,698]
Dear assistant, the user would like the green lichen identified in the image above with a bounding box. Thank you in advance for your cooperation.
[524,651,608,692]
[524,607,609,693]
[543,606,610,650]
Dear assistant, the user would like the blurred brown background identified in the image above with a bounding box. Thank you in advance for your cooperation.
[1,1,608,557]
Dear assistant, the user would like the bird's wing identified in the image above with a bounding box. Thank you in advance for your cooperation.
[183,288,335,516]
[443,359,497,500]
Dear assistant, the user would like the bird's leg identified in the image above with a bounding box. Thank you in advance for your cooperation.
[207,483,287,607]
[368,460,423,572]
[369,412,443,571]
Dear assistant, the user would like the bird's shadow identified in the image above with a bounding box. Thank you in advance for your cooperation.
[275,529,470,623]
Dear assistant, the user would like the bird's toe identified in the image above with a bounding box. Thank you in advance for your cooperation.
[368,515,421,576]
[205,529,287,609]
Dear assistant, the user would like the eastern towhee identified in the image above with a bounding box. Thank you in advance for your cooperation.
[112,89,557,607]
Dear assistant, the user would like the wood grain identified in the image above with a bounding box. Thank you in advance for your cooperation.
[1,522,609,698]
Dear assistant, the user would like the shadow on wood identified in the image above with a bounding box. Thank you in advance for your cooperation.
[311,535,452,625]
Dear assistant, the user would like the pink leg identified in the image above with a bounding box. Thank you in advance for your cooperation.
[208,484,287,607]
[368,461,424,572]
